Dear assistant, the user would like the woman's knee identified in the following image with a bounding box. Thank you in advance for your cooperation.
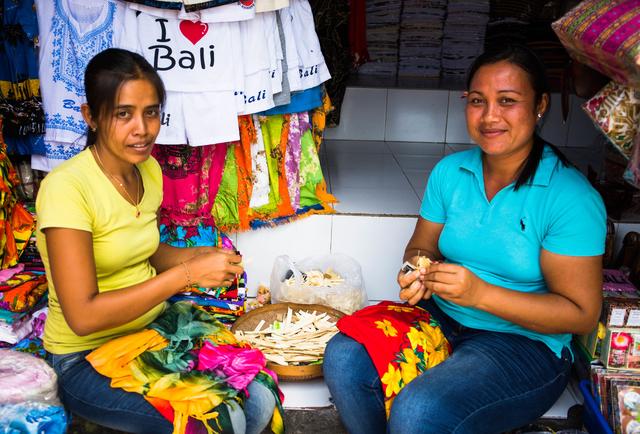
[323,333,366,378]
[245,380,276,434]
[388,375,461,434]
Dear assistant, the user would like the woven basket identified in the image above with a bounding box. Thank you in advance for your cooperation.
[232,302,344,381]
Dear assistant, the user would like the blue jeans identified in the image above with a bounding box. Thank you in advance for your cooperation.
[323,299,572,434]
[48,350,275,434]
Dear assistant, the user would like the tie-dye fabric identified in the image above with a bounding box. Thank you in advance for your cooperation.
[87,301,284,434]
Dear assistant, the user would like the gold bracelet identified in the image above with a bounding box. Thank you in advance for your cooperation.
[181,261,192,290]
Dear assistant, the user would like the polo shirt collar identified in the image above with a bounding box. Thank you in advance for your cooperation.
[459,145,557,187]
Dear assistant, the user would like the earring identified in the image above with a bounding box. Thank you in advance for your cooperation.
[537,113,542,119]
[91,127,97,132]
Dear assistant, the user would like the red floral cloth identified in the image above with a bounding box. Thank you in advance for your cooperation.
[337,301,451,416]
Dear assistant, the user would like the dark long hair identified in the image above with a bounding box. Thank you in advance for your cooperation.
[83,48,166,148]
[466,44,570,190]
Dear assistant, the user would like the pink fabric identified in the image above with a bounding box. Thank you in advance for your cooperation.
[0,264,24,282]
[153,144,228,226]
[196,343,266,391]
[285,113,302,210]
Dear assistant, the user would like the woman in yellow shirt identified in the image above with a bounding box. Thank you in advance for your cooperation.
[36,48,274,434]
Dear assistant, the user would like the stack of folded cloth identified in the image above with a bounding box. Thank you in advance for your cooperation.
[441,0,490,80]
[398,0,446,79]
[0,260,48,358]
[160,220,247,327]
[357,0,402,76]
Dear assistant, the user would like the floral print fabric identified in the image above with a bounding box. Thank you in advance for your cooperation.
[582,80,640,159]
[337,301,451,416]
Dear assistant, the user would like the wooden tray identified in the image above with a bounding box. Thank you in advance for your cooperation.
[232,302,344,381]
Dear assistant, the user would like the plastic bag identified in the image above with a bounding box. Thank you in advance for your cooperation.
[0,349,60,406]
[270,254,368,314]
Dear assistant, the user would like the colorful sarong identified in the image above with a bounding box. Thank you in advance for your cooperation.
[337,301,451,416]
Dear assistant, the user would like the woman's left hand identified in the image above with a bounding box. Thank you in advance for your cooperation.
[424,262,484,307]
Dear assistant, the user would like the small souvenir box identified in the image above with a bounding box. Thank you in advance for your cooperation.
[601,270,640,329]
[602,328,640,372]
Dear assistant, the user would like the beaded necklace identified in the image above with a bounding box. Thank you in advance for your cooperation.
[92,146,141,218]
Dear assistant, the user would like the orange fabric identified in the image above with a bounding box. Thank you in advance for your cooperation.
[235,115,256,231]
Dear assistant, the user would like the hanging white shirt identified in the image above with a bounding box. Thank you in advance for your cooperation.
[156,90,239,146]
[236,12,276,114]
[277,6,302,91]
[119,6,238,92]
[255,0,289,12]
[36,0,125,161]
[287,0,330,89]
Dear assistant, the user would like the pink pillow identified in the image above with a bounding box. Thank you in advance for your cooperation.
[552,0,640,87]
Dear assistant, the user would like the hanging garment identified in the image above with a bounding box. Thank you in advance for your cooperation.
[120,0,240,13]
[277,6,302,91]
[0,120,36,268]
[158,90,240,146]
[248,115,271,209]
[127,0,255,23]
[120,6,237,93]
[0,0,46,155]
[337,301,451,416]
[152,143,227,226]
[284,113,302,210]
[236,12,278,115]
[287,0,331,89]
[211,144,240,231]
[86,301,284,434]
[256,0,289,13]
[36,0,125,163]
[234,115,257,231]
[272,11,291,107]
[260,84,322,115]
[119,6,242,144]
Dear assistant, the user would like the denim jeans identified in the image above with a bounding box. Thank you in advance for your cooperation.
[323,299,572,434]
[48,350,275,434]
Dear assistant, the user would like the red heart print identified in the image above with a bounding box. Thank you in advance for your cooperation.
[179,20,209,45]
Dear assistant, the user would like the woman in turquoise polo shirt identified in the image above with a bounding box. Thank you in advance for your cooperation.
[324,44,606,433]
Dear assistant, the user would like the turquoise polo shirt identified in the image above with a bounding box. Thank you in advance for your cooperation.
[420,146,606,357]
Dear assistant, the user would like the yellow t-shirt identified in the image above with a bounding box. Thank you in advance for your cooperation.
[36,148,166,354]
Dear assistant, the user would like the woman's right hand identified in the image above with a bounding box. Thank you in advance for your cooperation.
[398,267,431,305]
[184,248,244,289]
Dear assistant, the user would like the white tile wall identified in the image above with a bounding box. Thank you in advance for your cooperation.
[385,89,449,142]
[234,214,418,301]
[331,215,416,301]
[445,90,473,144]
[539,93,569,147]
[235,215,332,297]
[324,88,387,141]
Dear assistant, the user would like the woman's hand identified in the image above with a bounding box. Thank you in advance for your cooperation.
[398,267,431,305]
[185,248,244,289]
[424,262,484,307]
